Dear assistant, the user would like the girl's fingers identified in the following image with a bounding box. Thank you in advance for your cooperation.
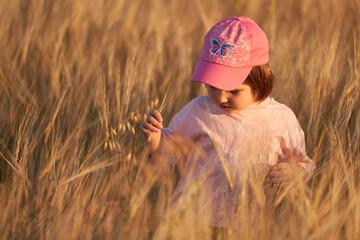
[267,176,289,184]
[140,123,151,135]
[140,109,163,137]
[143,121,161,133]
[150,109,163,123]
[148,116,163,129]
[268,163,291,176]
[267,169,289,178]
[269,162,290,171]
[266,176,290,184]
[152,109,163,122]
[267,164,290,184]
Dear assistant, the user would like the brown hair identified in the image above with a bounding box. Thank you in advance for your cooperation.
[243,63,274,102]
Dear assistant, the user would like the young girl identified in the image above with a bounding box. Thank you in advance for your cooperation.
[140,16,315,228]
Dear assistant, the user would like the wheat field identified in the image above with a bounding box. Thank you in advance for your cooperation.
[0,0,359,239]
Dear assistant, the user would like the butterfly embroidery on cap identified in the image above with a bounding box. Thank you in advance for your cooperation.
[210,38,236,59]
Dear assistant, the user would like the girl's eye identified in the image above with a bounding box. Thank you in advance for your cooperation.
[230,90,240,94]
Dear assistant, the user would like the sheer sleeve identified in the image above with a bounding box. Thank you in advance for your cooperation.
[274,117,315,176]
[267,105,315,176]
[159,99,198,167]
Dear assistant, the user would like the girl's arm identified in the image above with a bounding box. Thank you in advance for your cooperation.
[140,109,163,153]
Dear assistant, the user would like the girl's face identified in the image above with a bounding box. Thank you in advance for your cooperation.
[206,84,258,114]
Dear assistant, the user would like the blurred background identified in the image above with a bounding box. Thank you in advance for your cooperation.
[0,0,359,239]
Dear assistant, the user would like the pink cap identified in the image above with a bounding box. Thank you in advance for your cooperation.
[190,16,269,91]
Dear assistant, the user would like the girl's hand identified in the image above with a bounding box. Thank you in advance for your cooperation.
[140,109,163,138]
[266,162,292,185]
[266,162,308,186]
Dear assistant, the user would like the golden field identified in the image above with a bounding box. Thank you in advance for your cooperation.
[0,0,359,239]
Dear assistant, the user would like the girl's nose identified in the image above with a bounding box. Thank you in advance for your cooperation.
[216,90,228,103]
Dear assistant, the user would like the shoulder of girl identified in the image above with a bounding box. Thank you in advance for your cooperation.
[185,95,211,108]
[190,95,209,103]
[270,99,297,116]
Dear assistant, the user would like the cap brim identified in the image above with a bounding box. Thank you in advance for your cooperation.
[190,59,252,91]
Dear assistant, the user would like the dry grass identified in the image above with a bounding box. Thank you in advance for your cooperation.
[0,0,359,239]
